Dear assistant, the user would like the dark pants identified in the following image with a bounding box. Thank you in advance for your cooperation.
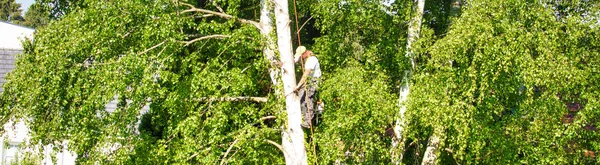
[299,79,319,125]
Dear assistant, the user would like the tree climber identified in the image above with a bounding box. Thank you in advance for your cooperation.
[293,46,322,128]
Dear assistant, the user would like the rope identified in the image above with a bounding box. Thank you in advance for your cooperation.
[293,0,301,46]
[292,1,319,164]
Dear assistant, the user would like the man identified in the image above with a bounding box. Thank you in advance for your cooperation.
[293,46,321,128]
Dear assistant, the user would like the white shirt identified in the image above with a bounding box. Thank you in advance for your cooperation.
[304,56,321,78]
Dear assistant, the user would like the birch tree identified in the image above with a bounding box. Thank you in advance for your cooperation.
[0,0,300,164]
[273,0,309,164]
[392,0,425,163]
[406,0,600,164]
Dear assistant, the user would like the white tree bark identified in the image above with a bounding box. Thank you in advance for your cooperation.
[260,0,279,86]
[421,134,441,165]
[392,0,425,164]
[273,0,309,164]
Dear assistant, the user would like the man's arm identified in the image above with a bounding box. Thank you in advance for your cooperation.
[294,69,312,91]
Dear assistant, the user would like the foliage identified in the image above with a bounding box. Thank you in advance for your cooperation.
[3,0,283,164]
[315,64,396,164]
[406,0,600,164]
[311,0,411,86]
[306,0,412,164]
[21,3,50,28]
[36,0,85,19]
[0,0,24,24]
[1,0,600,164]
[9,152,43,165]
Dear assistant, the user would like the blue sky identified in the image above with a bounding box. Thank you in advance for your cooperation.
[16,0,35,12]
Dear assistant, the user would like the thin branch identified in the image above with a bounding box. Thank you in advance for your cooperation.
[265,139,286,156]
[260,116,276,121]
[194,97,268,103]
[181,35,230,46]
[297,16,314,35]
[220,139,239,165]
[138,41,167,55]
[179,2,261,29]
[215,5,225,13]
[194,14,215,18]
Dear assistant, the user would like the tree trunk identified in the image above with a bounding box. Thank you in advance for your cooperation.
[273,0,309,164]
[260,0,279,86]
[421,134,440,165]
[392,0,425,164]
[420,1,461,164]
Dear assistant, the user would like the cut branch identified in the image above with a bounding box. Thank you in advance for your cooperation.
[179,2,261,29]
[194,97,268,103]
[181,35,230,46]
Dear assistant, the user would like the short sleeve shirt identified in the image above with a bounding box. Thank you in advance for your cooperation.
[304,56,321,78]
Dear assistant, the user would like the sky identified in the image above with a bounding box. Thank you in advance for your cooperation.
[16,0,35,13]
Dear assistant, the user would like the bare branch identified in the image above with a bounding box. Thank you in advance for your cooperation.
[297,16,314,35]
[138,41,167,55]
[194,97,268,103]
[220,139,239,165]
[179,2,261,29]
[260,116,276,121]
[194,14,214,19]
[215,5,225,13]
[181,35,230,46]
[265,139,286,157]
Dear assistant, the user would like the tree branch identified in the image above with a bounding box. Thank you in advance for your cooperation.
[181,35,230,46]
[220,139,239,165]
[179,2,261,29]
[260,116,276,121]
[194,97,268,103]
[265,139,286,157]
[138,41,166,55]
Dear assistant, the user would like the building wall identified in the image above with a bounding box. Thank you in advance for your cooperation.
[0,49,19,92]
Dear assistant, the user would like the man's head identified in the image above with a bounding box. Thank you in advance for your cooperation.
[294,46,307,63]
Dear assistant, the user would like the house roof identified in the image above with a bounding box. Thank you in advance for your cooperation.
[0,21,35,50]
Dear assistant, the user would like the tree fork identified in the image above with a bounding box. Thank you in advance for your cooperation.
[179,2,261,29]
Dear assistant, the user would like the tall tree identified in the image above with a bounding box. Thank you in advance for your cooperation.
[392,0,425,163]
[22,3,50,28]
[273,0,309,164]
[0,0,24,24]
[1,0,296,164]
[36,0,84,18]
[406,0,600,164]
